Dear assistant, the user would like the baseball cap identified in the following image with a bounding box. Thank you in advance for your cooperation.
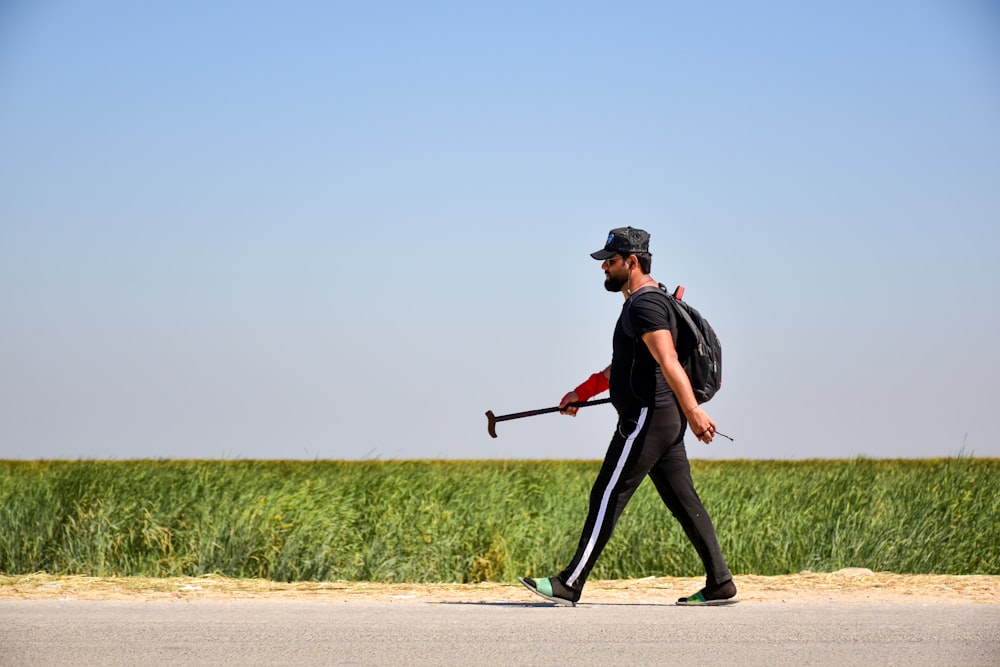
[590,227,650,260]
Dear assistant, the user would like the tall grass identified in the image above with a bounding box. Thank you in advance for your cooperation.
[1,458,997,582]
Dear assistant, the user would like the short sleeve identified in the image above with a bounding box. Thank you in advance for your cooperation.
[629,291,675,338]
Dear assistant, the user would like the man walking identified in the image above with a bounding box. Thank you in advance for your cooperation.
[519,227,737,606]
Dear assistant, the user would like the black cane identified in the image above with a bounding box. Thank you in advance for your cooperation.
[485,398,612,438]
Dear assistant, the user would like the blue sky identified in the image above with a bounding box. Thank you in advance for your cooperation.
[2,1,998,460]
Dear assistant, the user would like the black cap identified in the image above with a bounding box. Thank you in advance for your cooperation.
[590,227,650,260]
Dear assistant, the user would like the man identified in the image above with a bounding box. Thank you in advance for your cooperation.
[519,226,737,607]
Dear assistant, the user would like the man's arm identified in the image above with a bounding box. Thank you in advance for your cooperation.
[641,329,717,443]
[559,365,611,415]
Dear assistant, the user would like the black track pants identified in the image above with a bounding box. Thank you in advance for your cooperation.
[558,405,732,592]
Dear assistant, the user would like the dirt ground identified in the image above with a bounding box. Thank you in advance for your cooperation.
[2,569,998,604]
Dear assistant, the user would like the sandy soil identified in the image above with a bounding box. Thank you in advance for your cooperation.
[2,570,998,604]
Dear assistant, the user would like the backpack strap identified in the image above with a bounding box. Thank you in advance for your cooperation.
[621,284,668,340]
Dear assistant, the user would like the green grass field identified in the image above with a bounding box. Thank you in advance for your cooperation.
[1,458,997,582]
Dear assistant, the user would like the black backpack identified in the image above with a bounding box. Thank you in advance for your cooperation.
[623,283,722,404]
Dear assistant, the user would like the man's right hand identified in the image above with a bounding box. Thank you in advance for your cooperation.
[562,369,610,416]
[559,391,581,416]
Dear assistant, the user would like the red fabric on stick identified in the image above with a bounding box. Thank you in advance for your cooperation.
[574,372,609,401]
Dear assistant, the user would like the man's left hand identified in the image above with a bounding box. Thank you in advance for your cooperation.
[686,406,717,444]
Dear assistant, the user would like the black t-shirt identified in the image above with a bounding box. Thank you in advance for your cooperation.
[609,286,679,412]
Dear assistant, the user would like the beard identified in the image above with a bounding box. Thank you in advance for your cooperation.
[604,274,627,292]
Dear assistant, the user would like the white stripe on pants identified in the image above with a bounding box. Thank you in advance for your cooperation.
[565,407,648,587]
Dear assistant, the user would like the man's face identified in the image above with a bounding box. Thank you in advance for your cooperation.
[602,254,629,292]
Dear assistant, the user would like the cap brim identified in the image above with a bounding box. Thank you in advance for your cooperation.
[590,249,617,260]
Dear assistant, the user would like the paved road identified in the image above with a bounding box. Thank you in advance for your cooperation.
[2,599,998,666]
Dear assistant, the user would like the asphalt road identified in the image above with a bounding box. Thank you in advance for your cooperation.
[2,599,998,666]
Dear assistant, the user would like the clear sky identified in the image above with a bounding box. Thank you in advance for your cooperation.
[2,1,998,461]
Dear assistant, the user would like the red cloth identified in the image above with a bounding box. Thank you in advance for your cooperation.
[573,372,609,401]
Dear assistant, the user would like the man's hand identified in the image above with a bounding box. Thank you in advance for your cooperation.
[559,391,581,416]
[562,368,610,416]
[686,406,717,444]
